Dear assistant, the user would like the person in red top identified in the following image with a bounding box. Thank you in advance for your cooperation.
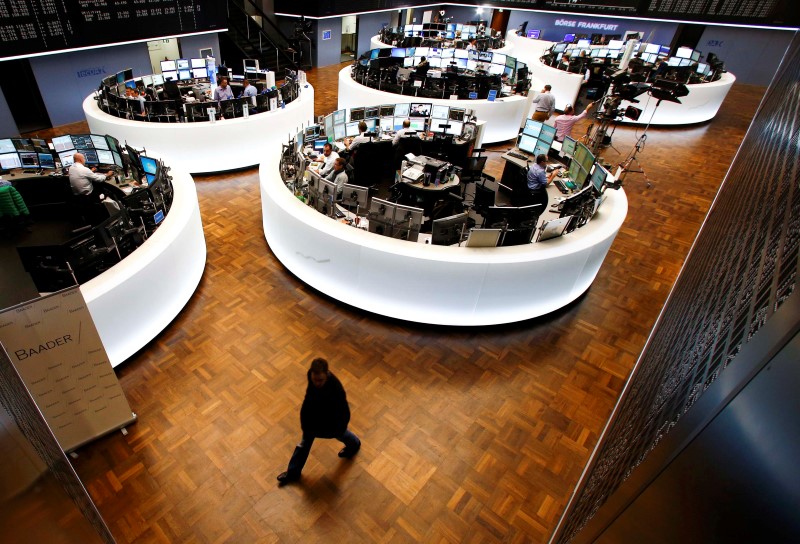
[553,102,595,141]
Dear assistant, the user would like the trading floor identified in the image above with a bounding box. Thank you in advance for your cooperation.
[6,61,763,542]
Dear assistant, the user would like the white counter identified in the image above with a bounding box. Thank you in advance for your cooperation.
[260,147,627,326]
[82,161,206,367]
[338,67,531,144]
[83,85,315,174]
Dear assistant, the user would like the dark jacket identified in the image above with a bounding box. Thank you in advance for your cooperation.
[300,371,350,439]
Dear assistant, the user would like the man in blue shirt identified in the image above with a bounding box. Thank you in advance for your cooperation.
[213,77,234,101]
[527,154,558,208]
[240,79,257,99]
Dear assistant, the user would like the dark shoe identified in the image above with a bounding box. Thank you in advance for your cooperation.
[277,471,299,486]
[338,444,360,459]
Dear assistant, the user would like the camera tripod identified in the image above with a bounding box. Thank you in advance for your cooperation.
[616,98,665,189]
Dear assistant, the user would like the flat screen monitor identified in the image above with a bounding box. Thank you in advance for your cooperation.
[676,46,693,59]
[152,74,164,85]
[553,43,567,53]
[71,134,93,149]
[79,150,99,165]
[492,53,506,66]
[391,47,407,58]
[365,106,379,119]
[641,52,657,64]
[31,138,48,153]
[392,204,424,241]
[561,136,577,157]
[691,50,700,61]
[0,153,21,169]
[430,105,449,120]
[644,43,660,54]
[394,103,410,117]
[52,135,74,152]
[0,139,14,153]
[429,119,449,133]
[533,140,550,157]
[446,23,456,32]
[577,39,591,48]
[333,124,346,141]
[345,122,360,137]
[454,49,468,59]
[429,57,443,68]
[176,59,190,70]
[369,197,395,224]
[466,59,477,72]
[13,138,34,152]
[379,118,393,131]
[393,118,406,130]
[456,58,468,69]
[564,34,576,42]
[90,135,109,150]
[162,70,178,81]
[340,183,369,209]
[467,49,478,61]
[116,71,125,84]
[38,153,56,169]
[608,39,624,49]
[441,49,454,59]
[192,67,208,79]
[575,142,595,172]
[333,109,346,124]
[449,107,465,121]
[96,150,114,165]
[379,104,394,117]
[403,57,414,67]
[324,115,335,140]
[408,118,426,131]
[667,57,681,67]
[58,149,77,167]
[696,62,710,75]
[140,156,158,175]
[527,29,541,39]
[539,124,557,146]
[191,58,205,68]
[124,80,137,90]
[445,120,463,136]
[523,119,542,138]
[415,47,429,57]
[350,107,365,121]
[111,151,123,168]
[679,58,692,67]
[478,51,492,62]
[432,212,469,246]
[590,164,608,193]
[161,60,177,72]
[488,64,505,76]
[178,69,192,81]
[518,134,536,154]
[409,103,431,117]
[568,159,585,187]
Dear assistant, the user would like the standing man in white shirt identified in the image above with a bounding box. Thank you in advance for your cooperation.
[531,84,556,121]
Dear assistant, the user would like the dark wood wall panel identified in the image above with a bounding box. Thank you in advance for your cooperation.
[554,30,800,544]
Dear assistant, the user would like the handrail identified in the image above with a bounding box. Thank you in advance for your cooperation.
[231,0,295,48]
[227,1,298,72]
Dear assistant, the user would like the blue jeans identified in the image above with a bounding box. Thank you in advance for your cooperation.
[286,429,361,476]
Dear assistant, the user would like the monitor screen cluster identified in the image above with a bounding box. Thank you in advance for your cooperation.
[400,22,482,40]
[366,46,517,73]
[160,58,211,82]
[519,120,557,157]
[1,134,123,170]
[568,142,596,189]
[333,103,469,141]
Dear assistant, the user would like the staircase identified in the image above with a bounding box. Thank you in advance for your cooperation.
[224,0,299,78]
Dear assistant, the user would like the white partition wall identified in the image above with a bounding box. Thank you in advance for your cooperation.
[84,85,315,174]
[260,147,627,326]
[338,68,531,144]
[82,163,206,367]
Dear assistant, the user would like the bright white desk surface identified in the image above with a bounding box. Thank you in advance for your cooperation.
[83,84,315,174]
[82,158,206,368]
[338,67,531,144]
[260,145,627,326]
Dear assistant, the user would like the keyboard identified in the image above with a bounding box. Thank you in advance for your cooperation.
[508,151,529,161]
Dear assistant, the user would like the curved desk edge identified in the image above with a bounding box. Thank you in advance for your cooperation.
[82,163,206,367]
[260,149,627,326]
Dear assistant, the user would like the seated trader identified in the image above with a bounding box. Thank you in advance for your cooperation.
[553,102,594,141]
[324,157,349,195]
[527,154,559,209]
[240,79,257,99]
[531,85,556,122]
[315,143,339,176]
[69,152,115,202]
[415,56,430,79]
[346,121,372,152]
[392,119,416,145]
[213,77,234,101]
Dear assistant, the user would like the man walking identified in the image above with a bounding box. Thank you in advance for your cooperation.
[277,358,361,485]
[531,84,556,122]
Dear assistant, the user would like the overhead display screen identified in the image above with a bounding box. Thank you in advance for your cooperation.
[0,1,226,60]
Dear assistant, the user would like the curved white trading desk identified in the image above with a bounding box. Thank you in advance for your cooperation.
[84,85,315,174]
[618,71,735,125]
[82,159,206,367]
[507,31,735,125]
[260,148,627,326]
[370,35,513,56]
[338,67,531,144]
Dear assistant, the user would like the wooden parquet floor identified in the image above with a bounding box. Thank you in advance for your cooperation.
[50,62,763,543]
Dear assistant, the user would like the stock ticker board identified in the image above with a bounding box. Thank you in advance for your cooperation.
[0,0,226,60]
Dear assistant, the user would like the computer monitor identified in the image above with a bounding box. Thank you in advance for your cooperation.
[408,118,426,131]
[340,183,369,210]
[429,119,449,134]
[590,164,608,193]
[431,212,469,246]
[441,49,454,59]
[394,103,410,117]
[176,59,190,70]
[71,134,93,149]
[392,204,424,242]
[58,149,77,167]
[518,134,536,154]
[313,138,327,152]
[345,122,360,137]
[0,153,21,169]
[90,135,109,150]
[431,105,449,119]
[0,139,14,154]
[466,60,477,72]
[316,178,338,215]
[608,39,624,49]
[369,49,380,60]
[161,60,177,72]
[454,49,468,59]
[379,104,395,117]
[478,51,492,62]
[675,46,693,59]
[152,74,165,85]
[561,136,577,158]
[393,118,406,130]
[52,135,74,153]
[539,124,557,146]
[192,67,208,79]
[488,64,504,76]
[446,121,463,136]
[79,149,99,165]
[391,47,407,58]
[38,153,56,169]
[178,69,192,81]
[31,138,49,153]
[333,124,346,141]
[162,70,178,81]
[368,197,396,226]
[350,107,365,121]
[456,58,468,69]
[564,34,576,42]
[379,118,393,131]
[11,138,33,152]
[124,80,137,90]
[140,156,158,176]
[409,103,431,117]
[96,150,114,165]
[523,119,542,138]
[449,107,465,121]
[333,109,346,124]
[191,58,206,68]
[365,106,379,119]
[533,140,550,157]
